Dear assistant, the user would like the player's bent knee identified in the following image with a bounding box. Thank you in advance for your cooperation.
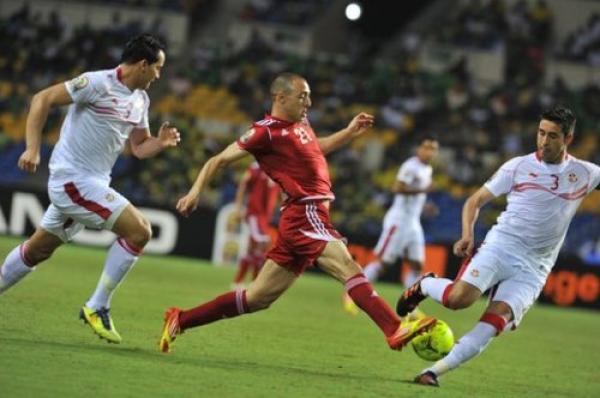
[126,218,152,248]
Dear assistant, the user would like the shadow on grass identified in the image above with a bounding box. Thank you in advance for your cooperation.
[0,335,405,384]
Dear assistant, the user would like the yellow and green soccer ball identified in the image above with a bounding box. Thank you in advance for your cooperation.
[411,319,455,361]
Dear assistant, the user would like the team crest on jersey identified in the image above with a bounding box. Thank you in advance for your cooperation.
[240,129,255,144]
[70,76,89,91]
[470,269,479,278]
[105,193,115,202]
[568,173,578,183]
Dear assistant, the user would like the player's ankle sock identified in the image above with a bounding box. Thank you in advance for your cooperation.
[179,290,249,330]
[0,243,36,294]
[346,273,401,337]
[402,269,419,288]
[363,261,381,281]
[424,321,496,377]
[86,238,140,310]
[234,257,250,283]
[420,277,453,306]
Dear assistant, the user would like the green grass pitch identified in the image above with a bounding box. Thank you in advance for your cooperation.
[0,235,598,397]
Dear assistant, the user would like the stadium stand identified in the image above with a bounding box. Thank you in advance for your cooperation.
[0,0,598,259]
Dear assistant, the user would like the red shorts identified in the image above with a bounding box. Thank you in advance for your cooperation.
[246,213,270,243]
[266,201,343,275]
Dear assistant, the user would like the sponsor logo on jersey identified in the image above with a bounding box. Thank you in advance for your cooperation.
[568,173,578,183]
[529,172,539,178]
[105,193,115,202]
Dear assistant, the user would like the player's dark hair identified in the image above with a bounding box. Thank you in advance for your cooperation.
[540,106,576,135]
[419,134,439,144]
[270,72,305,97]
[120,34,165,65]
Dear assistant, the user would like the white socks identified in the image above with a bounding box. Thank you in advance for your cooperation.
[420,276,453,304]
[425,322,496,377]
[402,269,419,288]
[363,260,382,281]
[86,239,139,310]
[0,244,34,294]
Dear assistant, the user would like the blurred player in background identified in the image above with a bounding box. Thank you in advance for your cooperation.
[231,162,280,289]
[159,72,437,354]
[396,106,600,387]
[344,136,439,316]
[0,34,180,344]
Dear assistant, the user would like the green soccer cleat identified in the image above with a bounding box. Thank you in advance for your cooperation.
[79,305,122,344]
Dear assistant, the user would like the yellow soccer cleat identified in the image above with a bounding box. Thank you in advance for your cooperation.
[159,307,182,353]
[79,305,122,344]
[405,308,427,322]
[387,316,437,350]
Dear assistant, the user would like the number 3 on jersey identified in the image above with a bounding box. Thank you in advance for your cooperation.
[294,127,312,144]
[550,174,559,190]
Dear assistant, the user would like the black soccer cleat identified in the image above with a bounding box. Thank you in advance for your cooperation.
[414,371,440,387]
[396,272,435,317]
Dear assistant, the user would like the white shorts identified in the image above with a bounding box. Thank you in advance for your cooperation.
[459,241,544,327]
[373,220,424,264]
[41,178,129,242]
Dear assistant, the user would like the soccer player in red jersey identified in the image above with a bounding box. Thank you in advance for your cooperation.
[231,162,280,288]
[159,72,436,354]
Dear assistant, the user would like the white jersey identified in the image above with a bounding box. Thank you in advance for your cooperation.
[484,152,600,273]
[386,156,432,223]
[48,67,150,187]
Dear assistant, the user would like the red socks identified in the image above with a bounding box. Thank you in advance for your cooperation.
[179,290,249,330]
[345,273,401,337]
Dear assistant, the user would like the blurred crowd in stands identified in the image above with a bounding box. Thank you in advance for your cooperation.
[1,1,599,260]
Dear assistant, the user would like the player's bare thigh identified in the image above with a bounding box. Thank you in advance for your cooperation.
[111,204,152,249]
[245,259,297,311]
[316,240,362,283]
[25,227,64,264]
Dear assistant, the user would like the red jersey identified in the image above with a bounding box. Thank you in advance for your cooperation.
[245,162,280,218]
[237,115,334,205]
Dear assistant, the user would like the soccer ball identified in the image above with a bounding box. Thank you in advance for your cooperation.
[411,319,455,361]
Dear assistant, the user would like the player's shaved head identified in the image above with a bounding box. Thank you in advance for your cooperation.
[270,73,305,97]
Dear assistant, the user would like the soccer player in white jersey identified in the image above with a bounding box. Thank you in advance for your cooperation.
[344,136,439,315]
[0,34,180,344]
[395,106,600,387]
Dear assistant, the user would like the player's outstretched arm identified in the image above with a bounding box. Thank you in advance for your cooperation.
[453,186,495,257]
[318,112,374,155]
[176,142,251,216]
[129,122,181,159]
[18,83,73,173]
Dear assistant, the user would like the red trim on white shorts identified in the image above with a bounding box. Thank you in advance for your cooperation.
[64,182,112,220]
[375,225,397,258]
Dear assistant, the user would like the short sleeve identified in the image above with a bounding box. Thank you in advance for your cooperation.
[584,161,600,193]
[64,72,102,104]
[237,126,272,155]
[135,92,150,129]
[484,157,522,197]
[396,162,415,184]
